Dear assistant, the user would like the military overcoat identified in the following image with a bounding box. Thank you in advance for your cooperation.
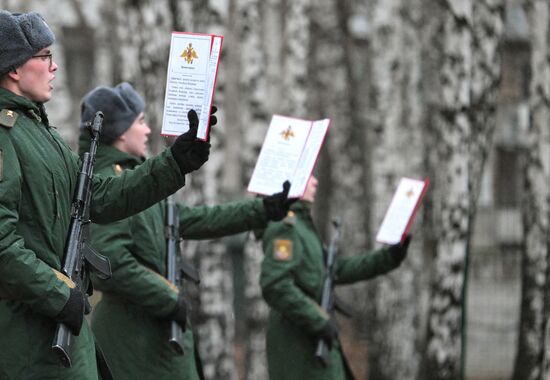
[0,88,185,379]
[84,142,269,380]
[260,201,401,380]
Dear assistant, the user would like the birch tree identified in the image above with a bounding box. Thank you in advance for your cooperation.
[240,0,314,377]
[424,1,504,379]
[184,2,236,378]
[424,4,474,377]
[513,1,550,379]
[234,0,274,378]
[103,1,237,378]
[280,0,311,117]
[364,1,425,379]
[106,0,177,153]
[307,0,351,230]
[306,1,387,377]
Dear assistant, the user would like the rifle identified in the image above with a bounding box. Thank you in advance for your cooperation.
[52,112,112,368]
[166,195,200,355]
[315,217,342,367]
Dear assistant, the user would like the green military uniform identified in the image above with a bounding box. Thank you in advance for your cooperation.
[261,201,402,380]
[81,140,269,380]
[0,88,185,380]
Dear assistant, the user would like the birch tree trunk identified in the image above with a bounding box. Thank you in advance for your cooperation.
[184,2,237,379]
[513,1,550,379]
[99,2,237,379]
[240,0,313,377]
[424,2,473,374]
[468,0,504,206]
[242,237,269,380]
[307,0,378,377]
[104,0,176,153]
[306,0,349,233]
[365,1,425,379]
[235,0,273,378]
[280,0,311,117]
[424,1,503,379]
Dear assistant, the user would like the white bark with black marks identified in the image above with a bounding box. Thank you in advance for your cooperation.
[366,1,425,379]
[514,1,550,379]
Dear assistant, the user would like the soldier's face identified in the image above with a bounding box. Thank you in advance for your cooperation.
[12,47,57,103]
[115,112,151,157]
[302,176,318,203]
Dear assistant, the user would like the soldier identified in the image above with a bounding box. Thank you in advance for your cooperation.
[77,82,295,380]
[0,11,211,379]
[260,176,411,379]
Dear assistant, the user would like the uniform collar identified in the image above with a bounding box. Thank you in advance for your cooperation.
[0,87,50,125]
[78,132,143,170]
[290,201,312,215]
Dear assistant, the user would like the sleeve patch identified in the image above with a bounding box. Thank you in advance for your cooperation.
[283,211,296,226]
[274,239,293,261]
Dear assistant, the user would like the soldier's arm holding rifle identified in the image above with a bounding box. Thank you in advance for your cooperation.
[315,233,412,367]
[52,112,112,367]
[164,181,296,354]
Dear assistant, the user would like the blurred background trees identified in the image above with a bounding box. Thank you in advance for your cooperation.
[1,0,547,379]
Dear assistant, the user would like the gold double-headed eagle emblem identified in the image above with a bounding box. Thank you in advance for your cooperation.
[280,126,295,141]
[181,43,199,64]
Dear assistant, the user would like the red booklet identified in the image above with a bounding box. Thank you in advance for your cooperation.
[376,177,429,245]
[248,115,330,198]
[161,32,223,141]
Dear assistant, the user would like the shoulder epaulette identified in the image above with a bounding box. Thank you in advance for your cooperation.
[0,109,18,128]
[283,210,296,226]
[113,163,124,175]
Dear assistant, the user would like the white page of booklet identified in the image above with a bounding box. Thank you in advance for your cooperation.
[162,33,213,137]
[247,115,329,198]
[289,119,330,198]
[376,177,427,245]
[197,36,223,140]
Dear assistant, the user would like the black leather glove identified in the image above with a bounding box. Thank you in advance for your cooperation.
[263,181,298,221]
[207,106,218,140]
[170,109,212,175]
[170,292,190,331]
[388,235,412,264]
[317,319,339,349]
[54,287,85,336]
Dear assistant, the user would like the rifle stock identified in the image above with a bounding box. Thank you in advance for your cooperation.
[315,217,342,367]
[51,112,112,367]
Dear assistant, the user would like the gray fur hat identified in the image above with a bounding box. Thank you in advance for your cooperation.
[0,11,55,76]
[80,82,145,144]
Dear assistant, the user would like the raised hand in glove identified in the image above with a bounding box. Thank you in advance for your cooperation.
[263,180,298,221]
[54,287,86,336]
[317,318,339,349]
[170,292,190,331]
[388,235,412,264]
[171,109,213,175]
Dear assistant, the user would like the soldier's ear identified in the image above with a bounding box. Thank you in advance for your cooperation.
[6,67,20,82]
